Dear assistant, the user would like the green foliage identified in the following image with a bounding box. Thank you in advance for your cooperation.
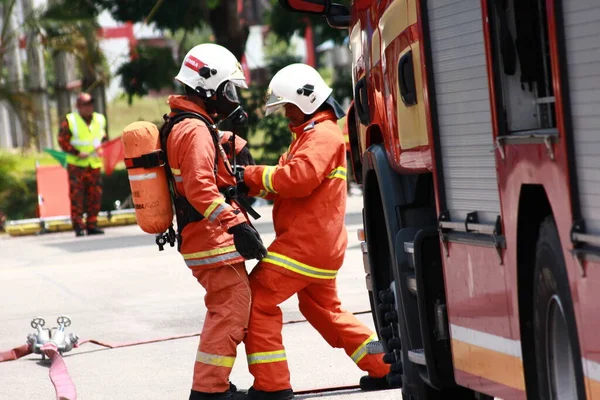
[235,33,301,165]
[331,67,353,103]
[93,0,205,33]
[267,0,349,45]
[0,152,37,221]
[0,157,132,221]
[42,0,101,21]
[117,45,179,105]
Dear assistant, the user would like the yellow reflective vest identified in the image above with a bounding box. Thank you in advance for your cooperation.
[65,112,106,169]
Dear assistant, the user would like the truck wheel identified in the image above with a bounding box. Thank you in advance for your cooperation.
[533,217,586,400]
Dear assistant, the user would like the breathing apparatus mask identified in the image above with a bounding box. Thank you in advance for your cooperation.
[197,80,248,128]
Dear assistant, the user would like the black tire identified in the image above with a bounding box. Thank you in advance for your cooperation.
[533,217,586,400]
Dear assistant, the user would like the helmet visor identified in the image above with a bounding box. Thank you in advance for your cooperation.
[230,78,248,89]
[222,81,240,103]
[264,88,287,116]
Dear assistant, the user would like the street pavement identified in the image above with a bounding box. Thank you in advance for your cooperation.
[0,195,403,400]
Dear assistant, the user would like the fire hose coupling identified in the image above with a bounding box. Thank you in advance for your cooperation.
[26,316,79,357]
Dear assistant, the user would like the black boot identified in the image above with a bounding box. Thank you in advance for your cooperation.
[189,389,247,400]
[86,227,105,235]
[359,374,400,391]
[230,383,248,398]
[74,229,85,237]
[189,383,248,400]
[247,387,294,400]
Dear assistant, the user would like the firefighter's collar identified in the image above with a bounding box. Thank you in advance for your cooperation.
[289,110,337,138]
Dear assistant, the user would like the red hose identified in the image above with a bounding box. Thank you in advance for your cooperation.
[0,344,32,362]
[41,343,77,400]
[294,384,361,394]
[76,332,200,350]
[1,310,373,399]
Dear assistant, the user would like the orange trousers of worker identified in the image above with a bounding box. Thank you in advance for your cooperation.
[191,262,250,393]
[244,265,390,392]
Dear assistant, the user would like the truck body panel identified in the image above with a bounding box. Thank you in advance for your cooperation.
[428,0,501,224]
[278,0,600,398]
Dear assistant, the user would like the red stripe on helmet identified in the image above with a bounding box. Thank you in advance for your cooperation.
[184,55,206,72]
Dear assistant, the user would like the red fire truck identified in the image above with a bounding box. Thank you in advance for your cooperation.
[280,0,599,399]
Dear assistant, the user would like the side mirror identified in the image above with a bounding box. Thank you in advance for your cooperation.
[326,3,351,30]
[278,0,329,15]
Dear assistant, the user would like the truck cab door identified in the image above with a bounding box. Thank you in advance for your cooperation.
[379,0,430,171]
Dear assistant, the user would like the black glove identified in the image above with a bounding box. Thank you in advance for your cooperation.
[228,222,268,260]
[233,166,250,197]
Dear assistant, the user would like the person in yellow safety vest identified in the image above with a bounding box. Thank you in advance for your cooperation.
[58,93,108,237]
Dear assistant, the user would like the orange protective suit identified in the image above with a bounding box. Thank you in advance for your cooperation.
[166,95,250,393]
[243,110,389,392]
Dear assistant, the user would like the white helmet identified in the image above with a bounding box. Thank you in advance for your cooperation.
[175,43,247,97]
[265,63,335,117]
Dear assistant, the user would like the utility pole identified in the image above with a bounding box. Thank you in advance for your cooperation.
[21,0,53,150]
[3,1,25,148]
[49,0,76,121]
[54,52,76,121]
[80,24,108,133]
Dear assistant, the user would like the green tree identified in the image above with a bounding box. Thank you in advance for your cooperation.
[268,0,352,103]
[267,0,349,48]
[237,33,301,165]
[117,45,179,105]
[94,0,251,98]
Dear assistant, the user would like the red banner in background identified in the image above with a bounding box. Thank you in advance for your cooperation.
[99,137,125,176]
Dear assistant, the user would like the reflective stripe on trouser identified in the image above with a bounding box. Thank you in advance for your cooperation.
[191,262,250,393]
[247,350,287,365]
[182,245,242,268]
[297,278,389,378]
[244,266,389,392]
[262,252,337,280]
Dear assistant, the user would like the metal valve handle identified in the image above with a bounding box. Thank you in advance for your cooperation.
[57,316,71,328]
[31,317,45,329]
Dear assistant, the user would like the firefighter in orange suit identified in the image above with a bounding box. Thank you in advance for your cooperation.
[169,44,267,400]
[235,64,392,400]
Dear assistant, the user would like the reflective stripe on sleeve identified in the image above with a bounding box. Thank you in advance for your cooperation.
[204,198,229,222]
[247,350,287,365]
[350,333,378,364]
[261,166,278,193]
[262,252,337,279]
[327,166,347,181]
[170,168,183,182]
[196,351,235,368]
[183,245,242,267]
[257,190,269,199]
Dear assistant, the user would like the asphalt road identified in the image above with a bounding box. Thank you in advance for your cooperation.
[0,196,403,400]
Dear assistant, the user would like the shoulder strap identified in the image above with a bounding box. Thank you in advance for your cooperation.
[159,111,222,201]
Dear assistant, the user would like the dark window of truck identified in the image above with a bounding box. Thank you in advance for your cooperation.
[488,0,557,134]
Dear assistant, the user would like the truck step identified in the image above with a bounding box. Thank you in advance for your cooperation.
[366,341,384,354]
[408,348,426,365]
[407,274,417,296]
